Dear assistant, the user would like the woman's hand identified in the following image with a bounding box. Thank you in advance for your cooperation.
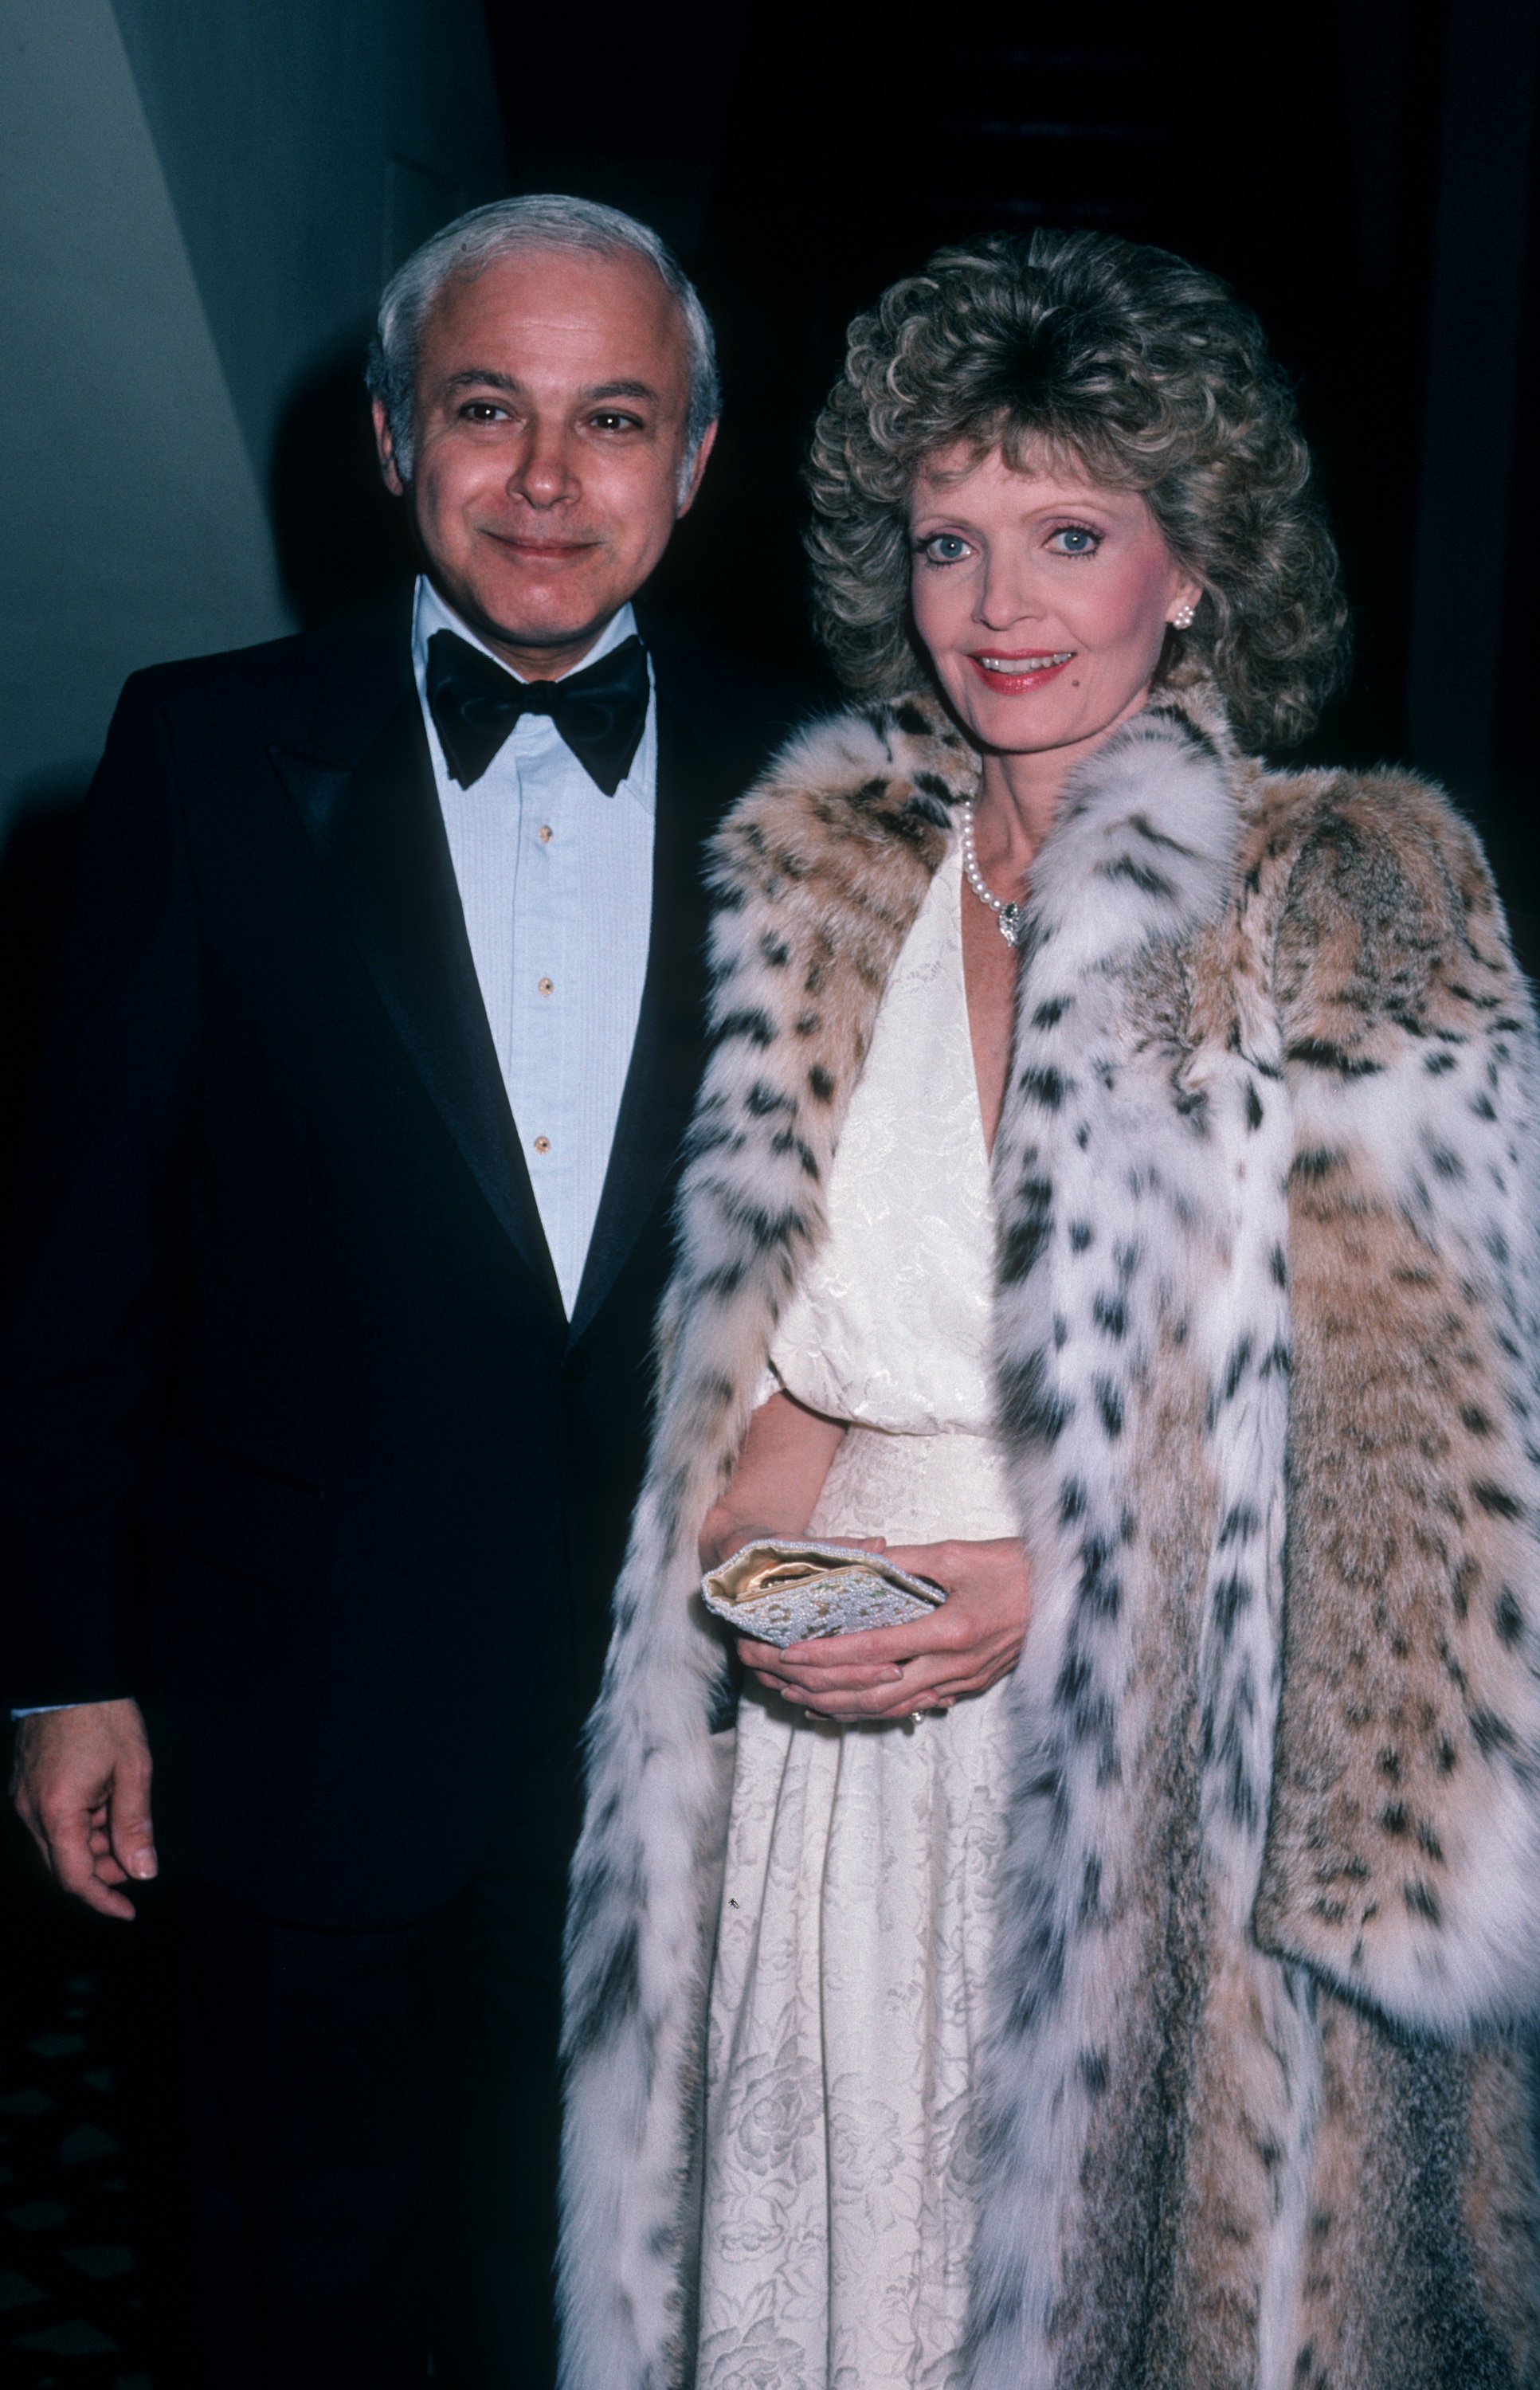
[737,1537,1031,1722]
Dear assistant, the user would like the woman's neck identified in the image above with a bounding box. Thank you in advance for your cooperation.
[972,748,1064,882]
[969,685,1154,884]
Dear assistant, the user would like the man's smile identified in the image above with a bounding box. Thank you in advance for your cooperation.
[480,530,604,562]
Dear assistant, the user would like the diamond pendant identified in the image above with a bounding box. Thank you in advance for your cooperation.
[998,902,1026,949]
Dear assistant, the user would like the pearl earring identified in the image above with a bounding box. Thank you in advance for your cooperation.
[1171,601,1197,631]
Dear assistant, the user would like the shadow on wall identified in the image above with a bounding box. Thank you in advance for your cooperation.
[268,337,417,629]
[0,351,419,1241]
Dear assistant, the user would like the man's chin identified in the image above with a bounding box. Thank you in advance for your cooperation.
[445,574,629,661]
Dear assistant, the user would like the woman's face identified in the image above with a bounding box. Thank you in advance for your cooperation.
[907,442,1201,766]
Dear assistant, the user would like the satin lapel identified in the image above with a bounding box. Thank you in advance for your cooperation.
[272,696,565,1322]
[567,693,719,1343]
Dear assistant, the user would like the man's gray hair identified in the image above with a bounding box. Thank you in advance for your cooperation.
[366,194,719,484]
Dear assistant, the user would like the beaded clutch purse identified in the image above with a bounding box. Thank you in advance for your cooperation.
[700,1537,945,1649]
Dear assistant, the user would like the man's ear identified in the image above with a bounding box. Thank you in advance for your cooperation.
[371,396,407,498]
[676,418,719,518]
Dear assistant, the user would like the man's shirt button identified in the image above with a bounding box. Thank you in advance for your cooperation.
[538,977,554,997]
[533,1135,551,1156]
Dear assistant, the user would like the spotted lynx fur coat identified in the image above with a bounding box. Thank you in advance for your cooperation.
[559,684,1540,2390]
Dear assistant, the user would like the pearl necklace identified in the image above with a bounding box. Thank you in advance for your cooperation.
[958,797,1028,947]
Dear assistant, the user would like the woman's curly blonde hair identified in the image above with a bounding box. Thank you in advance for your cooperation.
[805,228,1350,752]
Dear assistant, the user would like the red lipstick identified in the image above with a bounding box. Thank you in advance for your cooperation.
[966,648,1076,695]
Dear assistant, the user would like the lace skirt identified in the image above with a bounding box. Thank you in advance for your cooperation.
[696,1423,1017,2390]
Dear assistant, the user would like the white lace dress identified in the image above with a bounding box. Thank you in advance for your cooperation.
[696,841,1018,2390]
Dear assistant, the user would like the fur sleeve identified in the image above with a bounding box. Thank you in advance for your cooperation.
[1253,770,1540,2033]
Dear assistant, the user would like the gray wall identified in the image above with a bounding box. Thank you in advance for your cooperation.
[0,0,501,834]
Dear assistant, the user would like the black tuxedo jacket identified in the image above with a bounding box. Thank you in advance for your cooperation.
[0,609,804,1926]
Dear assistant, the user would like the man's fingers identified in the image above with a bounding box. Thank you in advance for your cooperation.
[10,1702,155,1921]
[45,1805,140,1914]
[108,1769,158,1883]
[51,1836,99,1895]
[74,1874,139,1922]
[57,1827,139,1916]
[36,1796,97,1876]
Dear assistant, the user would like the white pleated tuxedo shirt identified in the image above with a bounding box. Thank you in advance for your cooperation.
[412,578,656,1317]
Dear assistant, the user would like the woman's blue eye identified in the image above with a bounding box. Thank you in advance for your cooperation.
[1052,525,1099,554]
[923,535,970,564]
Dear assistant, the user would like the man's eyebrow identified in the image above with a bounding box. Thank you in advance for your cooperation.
[439,368,522,397]
[580,380,662,403]
[436,370,664,405]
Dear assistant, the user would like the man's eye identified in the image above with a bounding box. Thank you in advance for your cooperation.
[1049,523,1100,555]
[461,402,509,423]
[590,412,643,433]
[919,534,971,566]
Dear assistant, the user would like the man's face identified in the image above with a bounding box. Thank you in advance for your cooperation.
[374,244,714,676]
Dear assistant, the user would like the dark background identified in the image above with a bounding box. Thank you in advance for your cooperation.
[498,0,1536,958]
[2,1,1537,2378]
[288,0,1540,919]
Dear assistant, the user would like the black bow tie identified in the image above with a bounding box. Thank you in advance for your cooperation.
[425,628,649,795]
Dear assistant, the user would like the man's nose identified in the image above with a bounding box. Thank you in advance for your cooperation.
[508,425,578,509]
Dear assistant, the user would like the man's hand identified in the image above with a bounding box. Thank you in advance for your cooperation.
[10,1699,157,1919]
[739,1537,1031,1722]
